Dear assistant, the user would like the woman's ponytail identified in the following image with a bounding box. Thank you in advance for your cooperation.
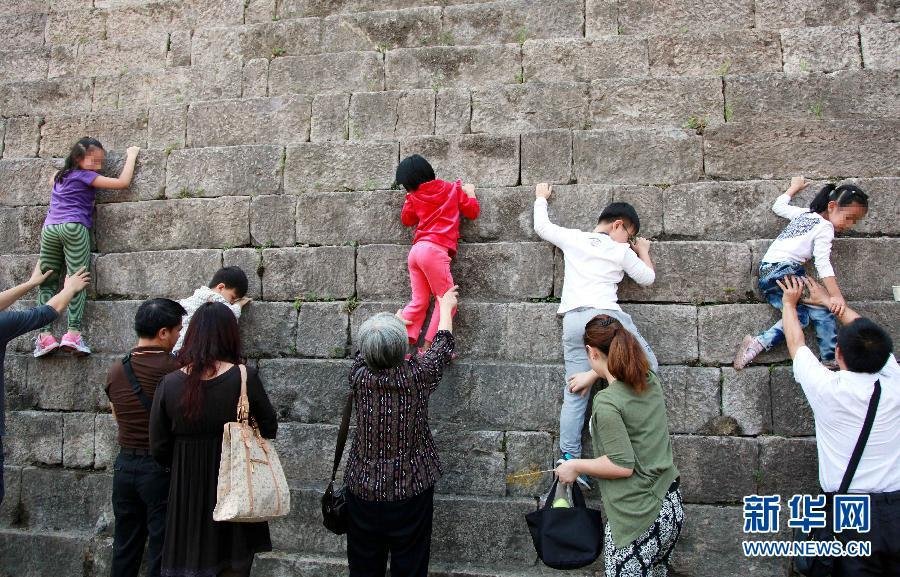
[583,316,650,394]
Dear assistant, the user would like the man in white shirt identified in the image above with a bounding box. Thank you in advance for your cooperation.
[533,183,658,490]
[779,276,899,575]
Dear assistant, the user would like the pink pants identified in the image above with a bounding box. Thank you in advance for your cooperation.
[401,241,456,344]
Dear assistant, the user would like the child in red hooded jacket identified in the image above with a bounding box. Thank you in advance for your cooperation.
[396,154,480,350]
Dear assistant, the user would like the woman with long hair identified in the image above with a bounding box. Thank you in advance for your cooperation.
[150,302,277,577]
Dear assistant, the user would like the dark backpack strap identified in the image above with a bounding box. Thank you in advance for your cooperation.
[122,353,153,413]
[329,392,354,482]
[838,380,881,494]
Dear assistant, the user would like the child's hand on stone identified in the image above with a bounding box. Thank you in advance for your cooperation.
[236,297,253,308]
[461,183,476,197]
[630,237,651,255]
[787,176,809,196]
[126,146,141,158]
[535,183,552,199]
[567,371,596,397]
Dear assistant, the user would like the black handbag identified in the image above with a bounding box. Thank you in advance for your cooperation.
[794,380,880,577]
[321,392,353,535]
[525,476,605,569]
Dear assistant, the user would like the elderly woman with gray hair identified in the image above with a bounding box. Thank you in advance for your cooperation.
[343,285,459,577]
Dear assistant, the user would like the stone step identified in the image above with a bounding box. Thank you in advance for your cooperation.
[0,528,97,577]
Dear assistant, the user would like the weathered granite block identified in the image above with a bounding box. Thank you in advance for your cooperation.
[782,26,861,73]
[472,83,589,134]
[269,484,346,554]
[0,466,21,525]
[356,242,553,300]
[769,366,815,436]
[757,436,820,497]
[721,367,772,435]
[435,88,471,134]
[95,249,223,298]
[148,105,186,150]
[573,128,702,185]
[400,134,519,187]
[754,0,896,29]
[617,0,754,34]
[3,411,62,466]
[251,195,297,247]
[524,37,648,82]
[21,355,112,412]
[0,206,45,254]
[0,79,91,117]
[861,22,900,70]
[830,238,900,301]
[3,353,30,411]
[698,304,786,365]
[456,187,537,242]
[442,0,583,45]
[240,302,297,357]
[385,45,521,89]
[273,423,341,481]
[19,467,112,531]
[260,247,356,301]
[659,366,721,434]
[62,412,95,469]
[102,62,242,109]
[296,191,408,245]
[187,95,312,147]
[39,110,149,158]
[192,18,323,64]
[284,141,397,193]
[92,149,167,203]
[349,90,434,141]
[166,145,283,198]
[257,358,352,424]
[725,70,899,121]
[708,119,900,179]
[322,7,441,52]
[591,76,724,128]
[649,30,782,77]
[41,300,140,354]
[0,12,47,47]
[619,241,752,304]
[0,48,49,83]
[296,301,349,358]
[311,92,351,142]
[0,158,56,206]
[241,58,269,98]
[505,430,555,497]
[0,529,92,577]
[451,301,561,362]
[269,52,384,95]
[1,116,41,158]
[623,304,699,364]
[432,428,505,496]
[94,413,118,470]
[96,197,250,253]
[673,435,758,503]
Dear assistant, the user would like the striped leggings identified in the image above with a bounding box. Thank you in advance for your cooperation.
[37,223,91,331]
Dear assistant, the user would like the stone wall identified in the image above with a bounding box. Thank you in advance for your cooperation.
[1,0,898,575]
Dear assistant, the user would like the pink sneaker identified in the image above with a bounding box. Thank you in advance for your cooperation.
[59,333,92,356]
[33,334,60,358]
[733,335,765,370]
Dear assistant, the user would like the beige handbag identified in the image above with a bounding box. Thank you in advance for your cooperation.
[213,364,290,522]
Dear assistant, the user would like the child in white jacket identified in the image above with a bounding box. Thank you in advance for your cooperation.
[173,266,251,354]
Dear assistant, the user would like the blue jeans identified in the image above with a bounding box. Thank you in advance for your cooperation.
[756,262,837,361]
[112,451,170,577]
[559,307,659,458]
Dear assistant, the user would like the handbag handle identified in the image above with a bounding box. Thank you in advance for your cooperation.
[542,476,590,510]
[837,380,880,494]
[329,393,353,483]
[236,364,250,425]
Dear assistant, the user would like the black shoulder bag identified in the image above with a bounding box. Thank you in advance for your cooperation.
[794,380,881,577]
[122,353,153,412]
[321,392,353,535]
[525,476,605,569]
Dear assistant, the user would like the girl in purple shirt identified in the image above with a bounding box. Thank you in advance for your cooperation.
[34,137,140,358]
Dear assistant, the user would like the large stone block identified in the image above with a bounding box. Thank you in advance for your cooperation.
[726,70,899,123]
[830,238,900,301]
[284,141,397,193]
[721,367,772,435]
[698,304,786,365]
[102,62,243,110]
[781,26,861,73]
[3,354,30,411]
[239,302,297,357]
[1,116,41,158]
[0,466,20,526]
[0,529,92,577]
[62,412,96,468]
[187,95,312,147]
[269,52,384,95]
[274,423,340,481]
[357,242,554,300]
[619,241,752,304]
[0,206,46,253]
[348,90,435,141]
[754,0,897,29]
[757,436,820,497]
[522,128,575,185]
[93,149,167,203]
[659,366,721,434]
[257,358,352,424]
[192,18,323,65]
[30,301,140,354]
[296,301,349,358]
[296,191,408,245]
[472,83,589,134]
[400,135,519,187]
[673,436,758,503]
[95,249,223,298]
[573,128,702,185]
[95,197,250,252]
[705,119,900,179]
[94,413,118,470]
[0,78,93,117]
[0,158,56,207]
[49,36,168,80]
[147,105,186,150]
[523,37,648,82]
[442,0,583,45]
[3,412,62,466]
[269,484,345,555]
[623,304,699,364]
[241,58,269,98]
[39,110,149,158]
[45,8,104,45]
[617,0,754,34]
[311,92,350,142]
[648,30,782,77]
[505,430,555,497]
[861,22,900,70]
[590,76,724,128]
[19,467,112,531]
[322,7,441,52]
[450,302,561,362]
[385,45,521,89]
[769,366,815,436]
[260,247,356,301]
[251,195,297,247]
[432,428,505,496]
[457,187,536,242]
[0,48,48,83]
[166,145,283,198]
[435,88,471,134]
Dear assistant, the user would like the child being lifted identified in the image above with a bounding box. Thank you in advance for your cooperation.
[533,183,658,490]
